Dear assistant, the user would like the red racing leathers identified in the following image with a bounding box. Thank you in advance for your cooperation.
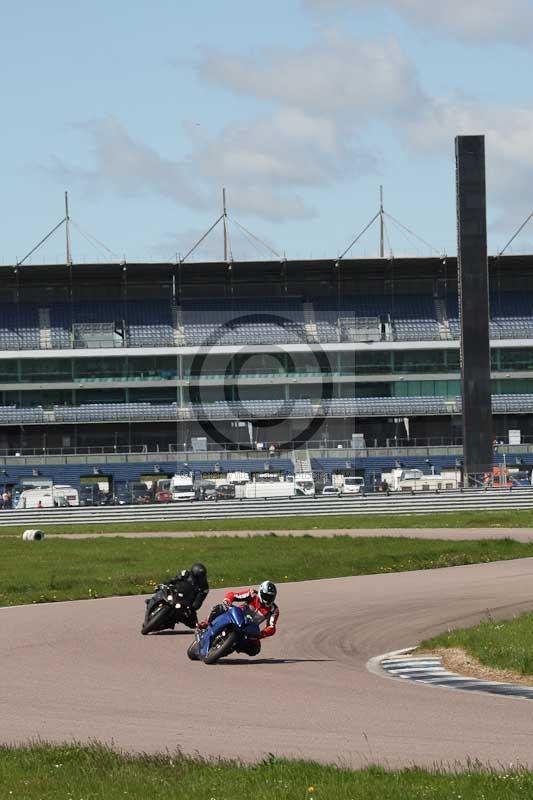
[222,588,279,639]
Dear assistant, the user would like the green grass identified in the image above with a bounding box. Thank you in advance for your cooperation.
[2,534,533,607]
[1,743,533,799]
[421,610,533,676]
[2,507,533,537]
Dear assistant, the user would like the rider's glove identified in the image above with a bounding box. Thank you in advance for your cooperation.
[222,598,231,609]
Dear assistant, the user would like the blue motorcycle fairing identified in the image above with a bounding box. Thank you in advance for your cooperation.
[198,604,261,658]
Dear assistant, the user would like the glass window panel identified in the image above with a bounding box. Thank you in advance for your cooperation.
[19,359,72,382]
[0,361,17,382]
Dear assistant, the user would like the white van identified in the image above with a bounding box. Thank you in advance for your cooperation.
[16,485,79,509]
[170,474,195,502]
[294,472,315,496]
[341,476,365,495]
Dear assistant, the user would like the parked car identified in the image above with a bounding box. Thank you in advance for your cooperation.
[214,483,235,500]
[195,480,216,501]
[113,488,130,505]
[203,483,237,501]
[131,482,152,504]
[155,489,173,503]
[80,486,111,506]
[321,485,341,496]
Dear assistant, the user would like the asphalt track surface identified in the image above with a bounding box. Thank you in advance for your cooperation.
[3,552,533,768]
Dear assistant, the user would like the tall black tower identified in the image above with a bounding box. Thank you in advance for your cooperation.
[455,135,493,478]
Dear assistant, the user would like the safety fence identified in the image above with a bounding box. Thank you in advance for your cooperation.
[2,487,533,527]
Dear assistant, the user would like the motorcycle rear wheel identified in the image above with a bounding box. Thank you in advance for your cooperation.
[141,604,172,635]
[203,629,238,664]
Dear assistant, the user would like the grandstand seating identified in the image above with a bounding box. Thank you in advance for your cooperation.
[0,300,174,350]
[490,292,533,339]
[181,299,305,345]
[447,292,533,340]
[391,295,441,340]
[0,303,40,349]
[2,394,532,425]
[322,396,449,416]
[0,396,457,424]
[2,293,533,349]
[0,405,45,423]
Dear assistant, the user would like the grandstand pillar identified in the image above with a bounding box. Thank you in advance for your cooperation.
[455,135,492,478]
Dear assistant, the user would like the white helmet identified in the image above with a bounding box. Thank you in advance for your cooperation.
[258,580,277,606]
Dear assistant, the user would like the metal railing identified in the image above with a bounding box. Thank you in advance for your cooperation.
[3,487,533,527]
[1,439,532,468]
[0,436,464,459]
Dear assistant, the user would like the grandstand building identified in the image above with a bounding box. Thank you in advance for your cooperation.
[1,254,533,487]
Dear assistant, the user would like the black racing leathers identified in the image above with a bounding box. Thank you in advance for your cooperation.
[167,569,209,627]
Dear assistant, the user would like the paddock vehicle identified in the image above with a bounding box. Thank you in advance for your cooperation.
[141,584,197,634]
[79,486,110,506]
[204,483,236,501]
[113,488,130,505]
[380,468,461,492]
[155,490,172,503]
[152,478,173,503]
[15,485,79,509]
[170,474,195,502]
[332,474,365,494]
[294,472,315,496]
[236,473,309,499]
[341,476,365,494]
[187,604,261,664]
[322,485,340,496]
[132,482,152,504]
[482,466,532,488]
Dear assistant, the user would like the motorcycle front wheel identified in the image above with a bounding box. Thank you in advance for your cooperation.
[203,629,238,664]
[187,640,200,660]
[141,604,172,635]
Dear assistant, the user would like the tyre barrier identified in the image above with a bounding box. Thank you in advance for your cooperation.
[22,529,45,541]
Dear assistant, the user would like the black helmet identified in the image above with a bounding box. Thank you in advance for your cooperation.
[258,580,277,606]
[191,562,207,582]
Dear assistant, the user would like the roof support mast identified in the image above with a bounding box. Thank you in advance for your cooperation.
[222,187,228,262]
[65,191,72,267]
[179,188,280,263]
[379,185,384,258]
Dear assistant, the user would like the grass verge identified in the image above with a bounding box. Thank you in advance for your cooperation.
[1,743,532,800]
[421,611,533,676]
[1,534,533,607]
[2,507,533,537]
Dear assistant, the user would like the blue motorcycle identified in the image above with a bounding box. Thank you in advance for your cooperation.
[187,604,261,664]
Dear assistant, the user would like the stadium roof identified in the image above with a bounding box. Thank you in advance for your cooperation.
[1,254,533,293]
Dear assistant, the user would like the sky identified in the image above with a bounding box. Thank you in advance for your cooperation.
[2,0,533,265]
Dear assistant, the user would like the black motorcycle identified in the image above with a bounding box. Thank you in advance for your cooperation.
[141,583,196,635]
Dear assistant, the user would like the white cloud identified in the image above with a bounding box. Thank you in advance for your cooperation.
[303,0,533,45]
[48,115,319,222]
[198,31,424,117]
[50,117,207,209]
[404,99,533,233]
[48,27,533,250]
[50,33,400,223]
[190,108,378,209]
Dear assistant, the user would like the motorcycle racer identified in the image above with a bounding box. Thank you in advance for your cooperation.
[164,562,209,627]
[199,580,278,656]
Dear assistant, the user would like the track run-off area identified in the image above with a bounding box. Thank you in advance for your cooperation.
[2,535,533,768]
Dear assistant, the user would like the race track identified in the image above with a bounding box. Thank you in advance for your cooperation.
[3,556,533,768]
